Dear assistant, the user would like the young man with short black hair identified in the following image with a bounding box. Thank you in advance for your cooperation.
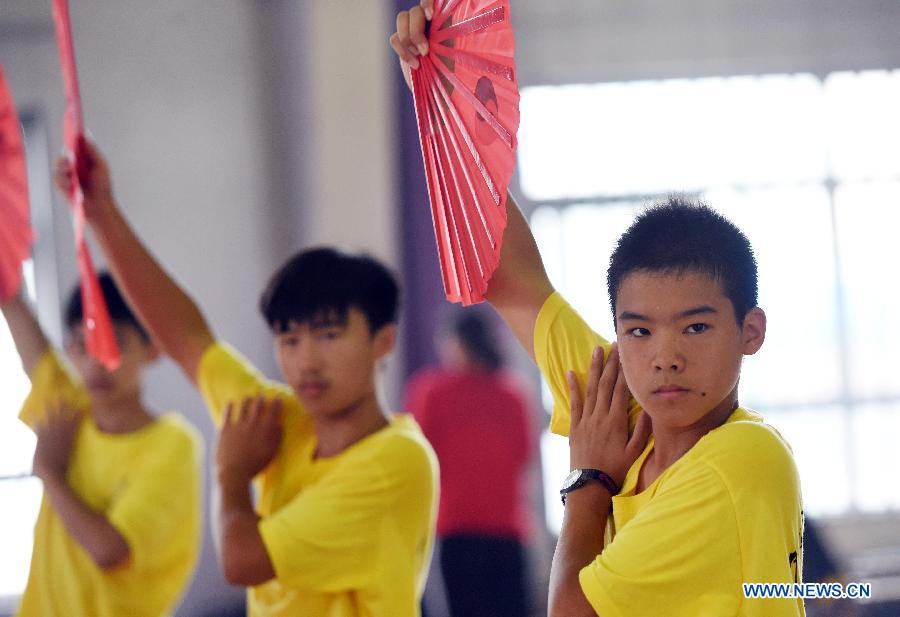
[392,7,804,614]
[57,140,438,617]
[2,273,201,617]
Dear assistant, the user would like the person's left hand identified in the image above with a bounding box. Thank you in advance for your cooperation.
[33,402,82,483]
[567,344,651,488]
[216,396,284,482]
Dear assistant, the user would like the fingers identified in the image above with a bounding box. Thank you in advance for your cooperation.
[223,401,235,425]
[391,11,419,69]
[609,348,629,421]
[582,345,604,419]
[567,371,584,427]
[36,401,81,441]
[239,396,254,424]
[593,344,619,416]
[408,6,429,56]
[420,0,434,21]
[391,5,430,70]
[229,395,282,428]
[54,157,74,195]
[627,411,653,457]
[268,397,284,425]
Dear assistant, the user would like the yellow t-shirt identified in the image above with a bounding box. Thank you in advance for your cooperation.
[197,342,439,617]
[16,350,202,617]
[535,292,805,617]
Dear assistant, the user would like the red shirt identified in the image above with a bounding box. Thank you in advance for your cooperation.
[404,368,534,539]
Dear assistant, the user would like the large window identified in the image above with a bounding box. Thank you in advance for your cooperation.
[525,70,900,533]
[0,110,52,607]
[0,270,40,602]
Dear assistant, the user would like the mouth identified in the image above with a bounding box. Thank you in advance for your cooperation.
[652,385,690,401]
[86,380,114,393]
[297,382,328,399]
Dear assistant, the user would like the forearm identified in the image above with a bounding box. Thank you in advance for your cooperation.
[41,474,130,570]
[88,204,214,383]
[0,292,50,376]
[217,471,275,586]
[484,193,554,358]
[549,484,611,617]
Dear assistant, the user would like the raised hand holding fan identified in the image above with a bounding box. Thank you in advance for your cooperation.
[409,0,520,305]
[53,0,120,370]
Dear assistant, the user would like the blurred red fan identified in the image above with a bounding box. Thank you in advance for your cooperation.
[0,66,34,304]
[53,0,120,370]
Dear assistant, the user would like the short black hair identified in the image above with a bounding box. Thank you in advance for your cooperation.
[607,196,758,324]
[260,247,400,334]
[64,272,150,341]
[442,307,504,371]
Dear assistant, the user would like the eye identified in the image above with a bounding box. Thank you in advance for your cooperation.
[280,335,300,348]
[684,323,709,334]
[627,327,651,338]
[318,328,342,340]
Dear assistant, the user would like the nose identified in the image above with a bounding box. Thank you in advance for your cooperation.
[652,334,685,374]
[294,337,323,372]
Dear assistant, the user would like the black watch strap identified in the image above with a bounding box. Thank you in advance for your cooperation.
[560,469,621,505]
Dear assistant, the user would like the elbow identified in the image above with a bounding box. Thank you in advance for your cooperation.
[549,600,597,617]
[222,559,250,586]
[222,555,270,587]
[94,544,131,571]
[547,592,567,617]
[548,580,598,617]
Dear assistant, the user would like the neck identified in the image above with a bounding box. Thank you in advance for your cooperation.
[91,393,156,434]
[649,386,738,469]
[312,392,390,458]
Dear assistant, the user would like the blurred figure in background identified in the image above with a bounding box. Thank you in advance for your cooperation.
[804,519,861,617]
[405,307,535,617]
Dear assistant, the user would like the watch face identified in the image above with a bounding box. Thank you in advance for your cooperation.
[561,469,583,492]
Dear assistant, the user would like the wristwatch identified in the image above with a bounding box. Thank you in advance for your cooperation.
[560,469,621,505]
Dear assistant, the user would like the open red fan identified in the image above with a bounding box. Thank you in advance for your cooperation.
[53,0,120,370]
[411,0,520,305]
[0,66,34,303]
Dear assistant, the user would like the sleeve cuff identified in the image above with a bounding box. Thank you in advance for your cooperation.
[533,291,567,364]
[579,563,625,617]
[257,514,290,583]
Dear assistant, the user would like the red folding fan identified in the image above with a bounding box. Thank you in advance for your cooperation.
[411,0,520,305]
[53,0,120,370]
[0,66,34,303]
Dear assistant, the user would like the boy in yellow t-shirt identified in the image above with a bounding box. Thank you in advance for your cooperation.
[392,5,803,614]
[60,140,439,617]
[1,273,201,617]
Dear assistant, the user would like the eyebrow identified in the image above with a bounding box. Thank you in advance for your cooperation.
[618,306,719,322]
[677,306,718,319]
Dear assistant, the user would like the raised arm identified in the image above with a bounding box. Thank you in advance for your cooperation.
[484,193,554,358]
[390,1,554,359]
[54,139,214,384]
[1,291,50,376]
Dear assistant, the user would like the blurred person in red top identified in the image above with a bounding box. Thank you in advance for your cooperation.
[405,308,535,617]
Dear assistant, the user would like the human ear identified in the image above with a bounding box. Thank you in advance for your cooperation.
[373,324,397,361]
[741,308,766,356]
